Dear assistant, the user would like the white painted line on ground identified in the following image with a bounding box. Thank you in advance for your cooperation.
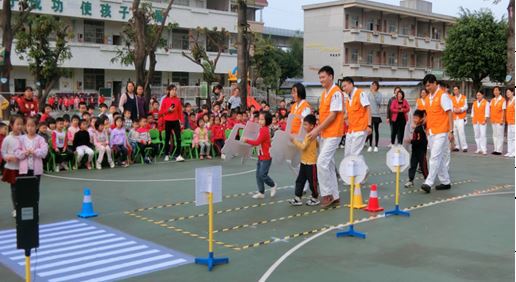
[81,259,187,282]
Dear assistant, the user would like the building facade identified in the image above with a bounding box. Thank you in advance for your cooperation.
[303,0,455,83]
[0,0,268,96]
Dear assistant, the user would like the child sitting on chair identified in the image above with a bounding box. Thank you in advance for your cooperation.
[93,119,115,170]
[210,116,225,157]
[73,119,94,170]
[193,119,212,160]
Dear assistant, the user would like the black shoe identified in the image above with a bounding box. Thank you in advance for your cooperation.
[435,184,451,190]
[493,152,502,155]
[420,184,431,193]
[452,148,460,152]
[462,149,468,153]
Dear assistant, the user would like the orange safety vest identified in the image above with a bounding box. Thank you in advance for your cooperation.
[346,88,369,133]
[452,94,467,120]
[416,98,426,111]
[506,98,515,125]
[472,99,488,125]
[490,96,505,124]
[425,88,450,135]
[319,85,345,138]
[289,100,311,135]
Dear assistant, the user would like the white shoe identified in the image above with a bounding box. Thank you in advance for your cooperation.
[96,163,102,170]
[55,166,60,173]
[175,155,185,162]
[482,151,487,155]
[270,185,277,198]
[404,181,414,188]
[373,147,379,152]
[367,146,372,152]
[109,162,115,168]
[475,150,480,154]
[11,210,16,218]
[387,144,393,148]
[221,154,226,160]
[164,155,170,162]
[252,192,265,199]
[62,163,69,171]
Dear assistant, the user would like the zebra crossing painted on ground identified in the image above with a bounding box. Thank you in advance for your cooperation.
[0,219,194,281]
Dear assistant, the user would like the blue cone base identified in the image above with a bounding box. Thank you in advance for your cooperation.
[77,212,98,218]
[385,205,410,217]
[336,225,366,239]
[77,203,97,218]
[195,252,229,271]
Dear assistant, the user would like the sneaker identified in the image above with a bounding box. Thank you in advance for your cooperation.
[55,166,60,173]
[452,148,460,152]
[493,152,502,155]
[387,144,393,148]
[367,146,373,152]
[96,163,102,170]
[62,163,69,171]
[306,197,320,206]
[270,185,277,198]
[221,154,226,160]
[420,184,431,193]
[207,155,212,159]
[144,157,151,164]
[252,192,265,199]
[339,145,345,149]
[122,162,129,168]
[462,149,468,153]
[109,162,115,168]
[373,147,378,152]
[200,155,204,160]
[11,210,16,218]
[320,195,334,208]
[404,181,414,188]
[475,150,480,154]
[435,184,451,190]
[482,151,487,155]
[175,155,185,162]
[287,197,303,206]
[86,163,92,170]
[164,155,170,162]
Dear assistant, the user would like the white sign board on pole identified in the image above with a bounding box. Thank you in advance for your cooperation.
[386,145,410,172]
[270,114,307,169]
[195,166,222,206]
[338,156,368,185]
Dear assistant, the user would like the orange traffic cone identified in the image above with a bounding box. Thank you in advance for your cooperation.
[364,184,384,212]
[347,183,367,209]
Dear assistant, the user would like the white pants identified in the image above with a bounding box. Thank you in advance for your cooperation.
[507,124,515,156]
[492,123,504,153]
[344,131,367,158]
[317,137,340,200]
[453,119,468,150]
[424,133,451,187]
[96,145,113,165]
[473,124,487,153]
[76,146,94,163]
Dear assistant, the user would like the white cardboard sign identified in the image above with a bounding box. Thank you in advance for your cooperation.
[386,145,410,172]
[339,156,368,185]
[195,166,222,206]
[270,114,306,170]
[221,121,260,163]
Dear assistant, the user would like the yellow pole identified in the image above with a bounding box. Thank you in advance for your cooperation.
[349,176,355,224]
[25,256,30,282]
[208,192,213,253]
[395,165,400,206]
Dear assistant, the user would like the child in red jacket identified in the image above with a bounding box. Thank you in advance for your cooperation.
[243,111,276,199]
[211,116,225,156]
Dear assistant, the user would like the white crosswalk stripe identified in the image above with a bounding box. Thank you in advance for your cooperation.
[0,220,193,281]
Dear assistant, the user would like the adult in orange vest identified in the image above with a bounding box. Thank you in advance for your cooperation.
[489,86,506,155]
[420,74,454,194]
[289,83,311,135]
[341,77,372,158]
[471,90,490,155]
[306,66,344,208]
[505,88,515,157]
[451,86,468,152]
[416,89,428,111]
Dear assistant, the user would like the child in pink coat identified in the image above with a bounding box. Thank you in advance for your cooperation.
[16,117,48,182]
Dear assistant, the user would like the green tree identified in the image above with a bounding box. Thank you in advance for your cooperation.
[0,0,32,94]
[15,14,73,109]
[443,8,507,91]
[252,36,282,89]
[182,27,229,106]
[112,0,174,102]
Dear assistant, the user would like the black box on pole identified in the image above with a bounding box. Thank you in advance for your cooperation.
[14,176,39,251]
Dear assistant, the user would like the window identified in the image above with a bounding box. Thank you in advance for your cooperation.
[366,50,374,65]
[401,51,408,67]
[83,69,105,90]
[367,18,375,31]
[388,52,396,66]
[350,49,358,64]
[151,71,162,86]
[401,25,409,35]
[206,31,227,53]
[388,21,397,33]
[351,16,359,28]
[84,20,104,44]
[175,0,189,6]
[172,72,189,86]
[171,29,190,50]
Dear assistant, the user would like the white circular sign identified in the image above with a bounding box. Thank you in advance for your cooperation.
[386,145,410,172]
[338,155,368,185]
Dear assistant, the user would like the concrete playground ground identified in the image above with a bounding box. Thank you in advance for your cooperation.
[0,123,513,282]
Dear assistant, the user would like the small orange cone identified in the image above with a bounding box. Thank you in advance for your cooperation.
[347,183,367,209]
[364,184,384,212]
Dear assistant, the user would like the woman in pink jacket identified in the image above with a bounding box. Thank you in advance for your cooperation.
[15,117,48,186]
[389,90,410,145]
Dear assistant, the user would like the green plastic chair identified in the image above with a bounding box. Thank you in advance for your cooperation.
[150,129,164,158]
[180,129,195,159]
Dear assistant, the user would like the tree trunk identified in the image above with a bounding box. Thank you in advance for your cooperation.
[0,0,13,94]
[507,0,515,88]
[144,50,157,103]
[237,0,248,110]
[473,79,482,93]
